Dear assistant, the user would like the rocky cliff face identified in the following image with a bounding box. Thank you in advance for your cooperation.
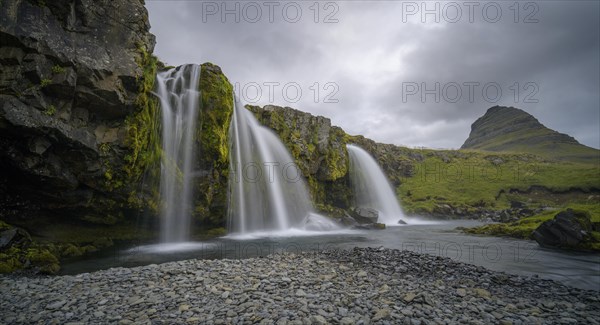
[248,105,352,211]
[461,106,598,161]
[0,0,161,272]
[0,0,157,224]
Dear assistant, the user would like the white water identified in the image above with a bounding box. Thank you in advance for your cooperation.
[347,144,406,225]
[228,100,338,235]
[156,64,201,243]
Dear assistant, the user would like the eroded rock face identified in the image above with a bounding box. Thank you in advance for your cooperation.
[0,0,155,229]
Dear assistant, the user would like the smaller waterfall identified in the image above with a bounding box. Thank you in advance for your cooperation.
[156,64,201,243]
[228,100,337,234]
[347,144,406,225]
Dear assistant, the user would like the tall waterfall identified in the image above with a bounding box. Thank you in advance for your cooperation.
[156,64,201,243]
[228,101,335,234]
[347,144,405,225]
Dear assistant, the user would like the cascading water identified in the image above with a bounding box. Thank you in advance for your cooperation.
[228,101,337,235]
[156,64,201,243]
[347,144,406,225]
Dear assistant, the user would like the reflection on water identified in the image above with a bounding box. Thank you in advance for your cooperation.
[61,220,600,290]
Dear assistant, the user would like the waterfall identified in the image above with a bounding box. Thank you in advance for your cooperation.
[347,144,405,225]
[156,64,201,243]
[228,100,336,234]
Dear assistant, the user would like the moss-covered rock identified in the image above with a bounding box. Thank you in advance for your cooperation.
[192,63,234,227]
[247,105,351,210]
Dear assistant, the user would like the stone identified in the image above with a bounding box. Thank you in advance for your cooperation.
[310,315,328,324]
[372,308,391,321]
[0,227,31,249]
[352,207,380,224]
[473,288,491,298]
[46,300,67,310]
[533,209,596,250]
[404,292,416,303]
[456,288,467,297]
[340,317,355,325]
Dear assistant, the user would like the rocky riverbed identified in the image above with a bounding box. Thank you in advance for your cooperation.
[1,247,598,324]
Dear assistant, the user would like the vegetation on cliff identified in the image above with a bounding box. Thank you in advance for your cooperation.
[247,105,352,213]
[193,63,234,228]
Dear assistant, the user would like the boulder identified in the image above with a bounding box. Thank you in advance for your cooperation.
[340,213,359,227]
[352,207,379,224]
[397,219,407,225]
[532,209,597,250]
[0,228,31,250]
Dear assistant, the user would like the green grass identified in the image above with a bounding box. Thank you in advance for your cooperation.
[398,148,599,215]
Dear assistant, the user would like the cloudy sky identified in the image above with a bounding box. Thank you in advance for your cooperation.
[146,1,599,149]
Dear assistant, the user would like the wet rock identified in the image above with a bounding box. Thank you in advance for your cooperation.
[351,207,379,224]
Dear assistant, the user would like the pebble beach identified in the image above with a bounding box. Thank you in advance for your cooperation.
[1,247,598,324]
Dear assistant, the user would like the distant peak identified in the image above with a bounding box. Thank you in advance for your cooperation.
[460,106,596,162]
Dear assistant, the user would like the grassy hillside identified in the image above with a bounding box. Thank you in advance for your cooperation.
[397,148,599,214]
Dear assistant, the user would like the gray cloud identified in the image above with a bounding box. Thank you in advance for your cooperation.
[146,0,599,149]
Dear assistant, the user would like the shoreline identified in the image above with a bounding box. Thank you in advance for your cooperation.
[1,247,599,324]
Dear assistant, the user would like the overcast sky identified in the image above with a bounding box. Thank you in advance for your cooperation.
[146,0,599,149]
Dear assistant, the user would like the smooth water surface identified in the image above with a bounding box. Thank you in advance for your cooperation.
[61,220,600,290]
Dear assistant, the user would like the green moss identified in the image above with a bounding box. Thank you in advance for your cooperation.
[40,78,51,88]
[0,256,22,273]
[25,248,60,274]
[99,143,111,155]
[51,65,65,74]
[44,104,56,116]
[125,46,162,182]
[60,244,86,258]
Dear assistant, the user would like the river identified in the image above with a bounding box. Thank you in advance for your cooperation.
[60,220,600,290]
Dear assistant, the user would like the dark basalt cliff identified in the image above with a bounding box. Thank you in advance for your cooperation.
[0,0,159,272]
[461,106,598,162]
[0,0,157,225]
[0,0,235,273]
